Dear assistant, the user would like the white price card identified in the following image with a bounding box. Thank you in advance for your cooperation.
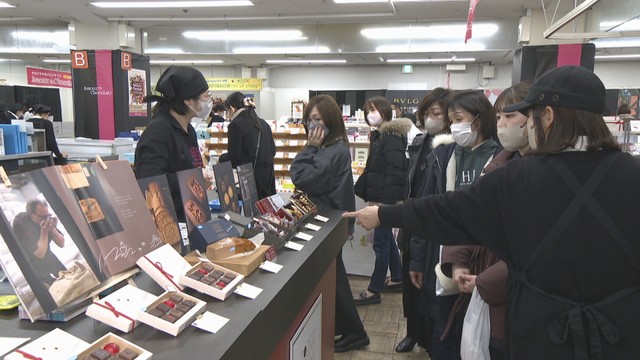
[314,215,329,222]
[234,283,263,299]
[305,223,321,231]
[192,312,229,334]
[259,261,283,273]
[285,241,304,251]
[295,232,314,241]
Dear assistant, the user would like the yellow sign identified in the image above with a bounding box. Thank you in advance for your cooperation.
[206,78,263,91]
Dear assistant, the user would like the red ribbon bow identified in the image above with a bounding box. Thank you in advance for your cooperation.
[143,255,181,290]
[93,301,136,325]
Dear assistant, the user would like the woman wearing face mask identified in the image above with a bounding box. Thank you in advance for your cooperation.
[439,82,531,360]
[354,96,412,305]
[290,95,370,353]
[223,91,276,199]
[135,65,213,222]
[404,90,500,359]
[394,88,455,354]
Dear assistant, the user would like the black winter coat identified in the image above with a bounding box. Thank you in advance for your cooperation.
[365,118,412,204]
[226,109,276,199]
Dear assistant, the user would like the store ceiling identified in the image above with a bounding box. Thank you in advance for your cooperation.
[1,0,639,67]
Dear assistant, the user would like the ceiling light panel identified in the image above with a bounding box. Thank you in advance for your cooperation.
[91,1,253,8]
[386,57,475,63]
[594,54,640,59]
[376,43,485,52]
[149,59,224,64]
[232,46,330,54]
[183,30,306,41]
[266,59,347,64]
[42,59,71,63]
[361,23,499,39]
[593,37,640,48]
[0,2,15,7]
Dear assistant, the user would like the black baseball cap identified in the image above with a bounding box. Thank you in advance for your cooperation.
[503,65,606,115]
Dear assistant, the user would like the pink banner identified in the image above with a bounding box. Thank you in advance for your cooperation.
[557,44,583,67]
[94,50,115,140]
[465,0,481,43]
[26,66,72,88]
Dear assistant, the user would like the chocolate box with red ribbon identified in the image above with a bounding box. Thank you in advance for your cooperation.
[86,284,157,333]
[136,243,191,292]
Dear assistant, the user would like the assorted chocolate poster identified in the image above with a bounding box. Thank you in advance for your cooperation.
[0,160,162,320]
[176,168,211,233]
[213,161,241,215]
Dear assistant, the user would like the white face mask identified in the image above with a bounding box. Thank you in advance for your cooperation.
[497,123,528,151]
[527,119,538,150]
[190,99,213,119]
[424,117,445,135]
[450,114,479,148]
[367,111,383,127]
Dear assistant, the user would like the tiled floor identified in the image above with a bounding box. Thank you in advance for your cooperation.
[335,275,430,360]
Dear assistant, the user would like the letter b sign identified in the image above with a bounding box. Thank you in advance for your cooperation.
[72,51,88,69]
[121,52,132,70]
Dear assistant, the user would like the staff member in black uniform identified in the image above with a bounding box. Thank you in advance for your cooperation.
[28,104,67,165]
[224,91,276,199]
[134,66,213,221]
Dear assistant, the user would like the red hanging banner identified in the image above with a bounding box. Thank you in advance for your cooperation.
[465,0,481,44]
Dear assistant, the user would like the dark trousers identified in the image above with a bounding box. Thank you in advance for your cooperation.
[490,338,505,360]
[335,251,365,336]
[368,226,402,293]
[401,237,431,349]
[427,294,462,360]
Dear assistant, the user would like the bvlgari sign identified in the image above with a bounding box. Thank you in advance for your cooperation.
[26,66,72,89]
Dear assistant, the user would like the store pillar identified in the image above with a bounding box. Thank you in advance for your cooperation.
[69,22,150,139]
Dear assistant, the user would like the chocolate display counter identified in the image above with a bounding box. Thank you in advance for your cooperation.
[0,210,347,359]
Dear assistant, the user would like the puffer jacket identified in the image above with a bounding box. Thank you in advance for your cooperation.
[365,118,412,204]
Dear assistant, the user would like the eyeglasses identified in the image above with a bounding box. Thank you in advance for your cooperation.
[306,117,322,126]
[424,111,444,119]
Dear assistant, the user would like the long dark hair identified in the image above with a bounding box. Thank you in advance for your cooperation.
[528,105,620,153]
[304,95,349,147]
[225,91,262,129]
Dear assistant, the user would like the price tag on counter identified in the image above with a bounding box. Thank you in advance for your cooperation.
[295,232,313,241]
[284,241,304,251]
[192,312,229,334]
[234,283,263,299]
[259,261,283,273]
[305,223,321,231]
[314,215,329,222]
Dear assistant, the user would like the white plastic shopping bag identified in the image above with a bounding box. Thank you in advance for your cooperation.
[460,287,491,360]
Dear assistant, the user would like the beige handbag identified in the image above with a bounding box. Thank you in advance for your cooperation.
[49,261,99,307]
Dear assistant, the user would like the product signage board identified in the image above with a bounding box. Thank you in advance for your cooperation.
[137,175,181,248]
[213,161,241,215]
[26,67,72,89]
[0,161,162,320]
[176,168,211,233]
[237,163,259,218]
[128,68,147,117]
[206,78,262,91]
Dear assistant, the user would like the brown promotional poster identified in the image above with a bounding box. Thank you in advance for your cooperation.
[137,175,181,249]
[176,168,211,233]
[213,161,241,215]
